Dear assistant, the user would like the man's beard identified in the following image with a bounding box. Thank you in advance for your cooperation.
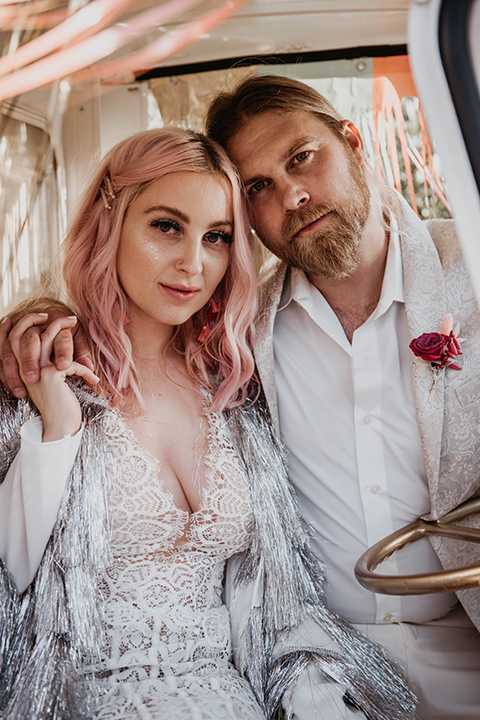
[259,162,371,280]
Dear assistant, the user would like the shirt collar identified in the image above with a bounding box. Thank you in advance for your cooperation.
[278,211,404,315]
[373,211,404,318]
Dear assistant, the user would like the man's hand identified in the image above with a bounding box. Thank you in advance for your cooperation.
[0,300,93,398]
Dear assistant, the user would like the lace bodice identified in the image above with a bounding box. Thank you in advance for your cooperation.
[84,409,264,720]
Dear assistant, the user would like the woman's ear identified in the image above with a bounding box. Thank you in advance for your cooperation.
[341,120,366,165]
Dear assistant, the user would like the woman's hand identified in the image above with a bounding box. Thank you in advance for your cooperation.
[8,314,99,442]
[0,304,93,398]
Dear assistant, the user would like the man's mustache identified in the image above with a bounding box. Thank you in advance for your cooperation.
[282,203,339,241]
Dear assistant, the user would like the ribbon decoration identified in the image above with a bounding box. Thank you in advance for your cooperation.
[0,0,251,102]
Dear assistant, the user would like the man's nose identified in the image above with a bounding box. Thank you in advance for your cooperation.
[176,239,203,276]
[280,180,310,212]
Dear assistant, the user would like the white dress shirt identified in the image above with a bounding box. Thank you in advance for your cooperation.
[273,223,457,624]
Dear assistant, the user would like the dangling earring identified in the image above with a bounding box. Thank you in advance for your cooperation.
[198,291,221,342]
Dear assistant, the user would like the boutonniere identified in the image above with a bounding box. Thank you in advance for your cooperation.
[409,314,462,373]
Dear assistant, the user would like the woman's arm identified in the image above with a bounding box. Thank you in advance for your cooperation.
[0,419,82,592]
[0,314,99,591]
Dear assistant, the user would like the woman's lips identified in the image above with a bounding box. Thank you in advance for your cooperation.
[160,284,201,301]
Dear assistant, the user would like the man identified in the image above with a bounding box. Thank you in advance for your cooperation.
[2,75,480,719]
[204,75,480,719]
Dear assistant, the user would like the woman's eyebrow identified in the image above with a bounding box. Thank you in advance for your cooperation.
[143,204,189,223]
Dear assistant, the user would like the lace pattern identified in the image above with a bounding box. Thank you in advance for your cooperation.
[82,409,264,719]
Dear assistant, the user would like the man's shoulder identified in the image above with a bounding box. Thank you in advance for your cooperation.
[257,255,287,311]
[423,217,461,266]
[422,218,478,294]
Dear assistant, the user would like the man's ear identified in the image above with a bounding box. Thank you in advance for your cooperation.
[341,120,365,164]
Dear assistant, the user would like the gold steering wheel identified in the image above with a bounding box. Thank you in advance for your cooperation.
[354,497,480,595]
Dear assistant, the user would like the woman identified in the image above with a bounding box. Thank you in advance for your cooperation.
[0,129,416,720]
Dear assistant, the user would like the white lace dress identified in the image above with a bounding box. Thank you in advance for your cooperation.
[82,409,265,720]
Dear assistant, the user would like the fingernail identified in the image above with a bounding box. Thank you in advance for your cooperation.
[37,313,48,317]
[25,371,38,382]
[13,388,27,398]
[1,316,10,325]
[67,315,77,320]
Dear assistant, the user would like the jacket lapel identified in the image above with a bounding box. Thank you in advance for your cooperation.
[254,260,286,434]
[400,202,447,510]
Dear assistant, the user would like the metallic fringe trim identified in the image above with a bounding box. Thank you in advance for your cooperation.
[0,384,111,720]
[227,397,417,720]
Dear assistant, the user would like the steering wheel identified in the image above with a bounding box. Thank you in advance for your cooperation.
[354,497,480,594]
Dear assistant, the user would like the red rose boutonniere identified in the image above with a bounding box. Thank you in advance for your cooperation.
[409,314,462,372]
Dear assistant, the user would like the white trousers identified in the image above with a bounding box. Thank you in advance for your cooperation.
[286,604,480,720]
[354,604,480,720]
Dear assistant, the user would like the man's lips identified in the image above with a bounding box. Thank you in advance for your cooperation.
[160,284,201,301]
[294,211,332,238]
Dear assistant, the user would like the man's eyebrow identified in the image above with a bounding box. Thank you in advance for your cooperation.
[280,137,312,164]
[143,204,189,223]
[243,137,314,187]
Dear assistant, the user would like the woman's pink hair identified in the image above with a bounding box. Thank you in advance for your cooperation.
[62,128,257,412]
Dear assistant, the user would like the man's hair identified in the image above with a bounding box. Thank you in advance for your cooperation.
[206,73,397,222]
[62,128,256,412]
[206,74,345,149]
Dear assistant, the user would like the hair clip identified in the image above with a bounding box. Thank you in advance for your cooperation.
[100,175,116,210]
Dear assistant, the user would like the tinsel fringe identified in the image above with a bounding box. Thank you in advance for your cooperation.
[0,383,111,719]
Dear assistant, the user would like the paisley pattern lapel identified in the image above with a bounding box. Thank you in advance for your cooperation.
[399,201,447,511]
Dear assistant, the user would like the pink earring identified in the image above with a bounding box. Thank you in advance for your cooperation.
[198,292,221,342]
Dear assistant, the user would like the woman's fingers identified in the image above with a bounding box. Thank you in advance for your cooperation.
[38,316,78,368]
[1,313,98,395]
[72,322,94,371]
[63,361,100,387]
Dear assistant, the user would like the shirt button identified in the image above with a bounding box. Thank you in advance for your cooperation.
[383,613,392,622]
[362,415,372,424]
[370,484,381,494]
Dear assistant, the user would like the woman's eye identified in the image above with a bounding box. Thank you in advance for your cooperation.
[249,180,267,196]
[149,219,181,234]
[205,230,233,245]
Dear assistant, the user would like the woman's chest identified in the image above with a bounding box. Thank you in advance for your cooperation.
[103,411,253,558]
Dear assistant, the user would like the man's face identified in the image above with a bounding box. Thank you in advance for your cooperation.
[228,109,371,279]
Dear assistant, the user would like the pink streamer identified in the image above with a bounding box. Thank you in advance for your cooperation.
[74,0,251,85]
[0,0,211,101]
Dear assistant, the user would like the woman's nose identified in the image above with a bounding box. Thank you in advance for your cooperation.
[176,240,203,276]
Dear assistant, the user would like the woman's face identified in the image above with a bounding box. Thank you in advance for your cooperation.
[117,171,233,333]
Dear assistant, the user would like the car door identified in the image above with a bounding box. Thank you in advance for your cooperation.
[409,0,480,301]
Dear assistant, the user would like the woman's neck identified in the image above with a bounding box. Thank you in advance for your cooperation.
[126,315,176,366]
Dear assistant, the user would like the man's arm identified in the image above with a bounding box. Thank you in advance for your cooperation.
[0,297,92,398]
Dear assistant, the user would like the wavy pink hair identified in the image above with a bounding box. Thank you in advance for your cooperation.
[62,128,257,412]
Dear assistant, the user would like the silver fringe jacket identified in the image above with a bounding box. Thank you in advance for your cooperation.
[0,384,417,720]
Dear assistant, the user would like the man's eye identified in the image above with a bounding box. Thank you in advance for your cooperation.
[249,180,267,196]
[149,219,181,233]
[293,150,310,165]
[205,230,233,245]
